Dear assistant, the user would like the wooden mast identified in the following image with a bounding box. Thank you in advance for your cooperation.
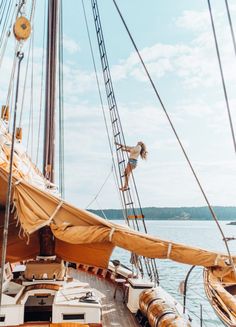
[39,0,59,256]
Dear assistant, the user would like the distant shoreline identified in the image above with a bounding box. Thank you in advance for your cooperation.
[88,206,236,221]
[227,221,236,225]
[89,218,236,221]
[90,218,236,221]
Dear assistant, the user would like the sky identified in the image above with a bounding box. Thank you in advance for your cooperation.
[1,0,236,209]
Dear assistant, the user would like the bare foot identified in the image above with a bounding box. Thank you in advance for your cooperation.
[119,186,128,192]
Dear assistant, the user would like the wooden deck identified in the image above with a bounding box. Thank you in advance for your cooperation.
[68,268,140,327]
[16,268,140,327]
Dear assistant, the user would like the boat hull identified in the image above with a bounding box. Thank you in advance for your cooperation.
[204,268,236,326]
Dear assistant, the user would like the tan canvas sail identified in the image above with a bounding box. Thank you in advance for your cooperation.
[0,123,235,270]
[0,165,235,269]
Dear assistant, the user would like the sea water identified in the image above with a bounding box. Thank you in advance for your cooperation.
[111,220,236,327]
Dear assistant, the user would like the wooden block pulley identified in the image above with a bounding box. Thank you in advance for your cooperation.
[16,127,22,141]
[13,16,31,41]
[1,105,9,121]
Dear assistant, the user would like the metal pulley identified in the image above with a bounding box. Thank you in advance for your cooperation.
[13,16,31,41]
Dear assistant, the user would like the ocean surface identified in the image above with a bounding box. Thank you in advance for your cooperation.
[111,220,236,327]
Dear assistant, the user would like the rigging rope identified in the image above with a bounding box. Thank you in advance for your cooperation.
[0,0,9,27]
[58,0,65,198]
[94,198,108,220]
[91,0,138,227]
[36,0,47,166]
[91,0,149,234]
[16,0,25,17]
[18,34,32,127]
[5,41,21,119]
[29,28,34,158]
[0,2,18,69]
[91,0,158,284]
[112,0,236,274]
[86,165,113,209]
[0,0,12,49]
[25,31,34,153]
[9,63,15,131]
[0,1,4,16]
[81,0,124,215]
[22,0,36,156]
[207,0,236,154]
[0,50,24,310]
[224,0,236,58]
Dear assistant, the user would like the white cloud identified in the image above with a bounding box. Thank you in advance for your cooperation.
[175,102,214,119]
[51,7,236,207]
[63,35,80,54]
[175,10,209,32]
[108,8,236,93]
[62,64,97,94]
[1,4,235,209]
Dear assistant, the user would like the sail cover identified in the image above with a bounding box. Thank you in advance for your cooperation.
[0,120,235,269]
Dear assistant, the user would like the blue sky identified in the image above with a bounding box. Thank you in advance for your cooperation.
[2,0,236,209]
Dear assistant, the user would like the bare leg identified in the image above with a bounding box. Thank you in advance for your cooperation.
[120,163,134,191]
[124,164,132,188]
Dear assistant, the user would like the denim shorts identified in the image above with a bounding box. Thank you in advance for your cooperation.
[128,158,138,168]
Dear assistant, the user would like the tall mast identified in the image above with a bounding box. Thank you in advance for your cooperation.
[39,0,59,256]
[43,0,59,181]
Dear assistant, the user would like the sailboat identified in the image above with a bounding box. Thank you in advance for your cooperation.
[0,1,235,326]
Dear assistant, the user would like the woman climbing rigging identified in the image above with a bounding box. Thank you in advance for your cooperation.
[115,141,147,191]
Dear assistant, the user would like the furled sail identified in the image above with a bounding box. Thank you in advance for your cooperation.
[0,120,235,270]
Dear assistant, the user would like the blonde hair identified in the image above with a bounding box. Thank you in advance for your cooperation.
[139,142,147,160]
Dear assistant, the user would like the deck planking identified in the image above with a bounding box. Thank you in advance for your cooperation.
[68,268,140,327]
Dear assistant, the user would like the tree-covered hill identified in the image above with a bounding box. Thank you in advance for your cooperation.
[88,206,236,220]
